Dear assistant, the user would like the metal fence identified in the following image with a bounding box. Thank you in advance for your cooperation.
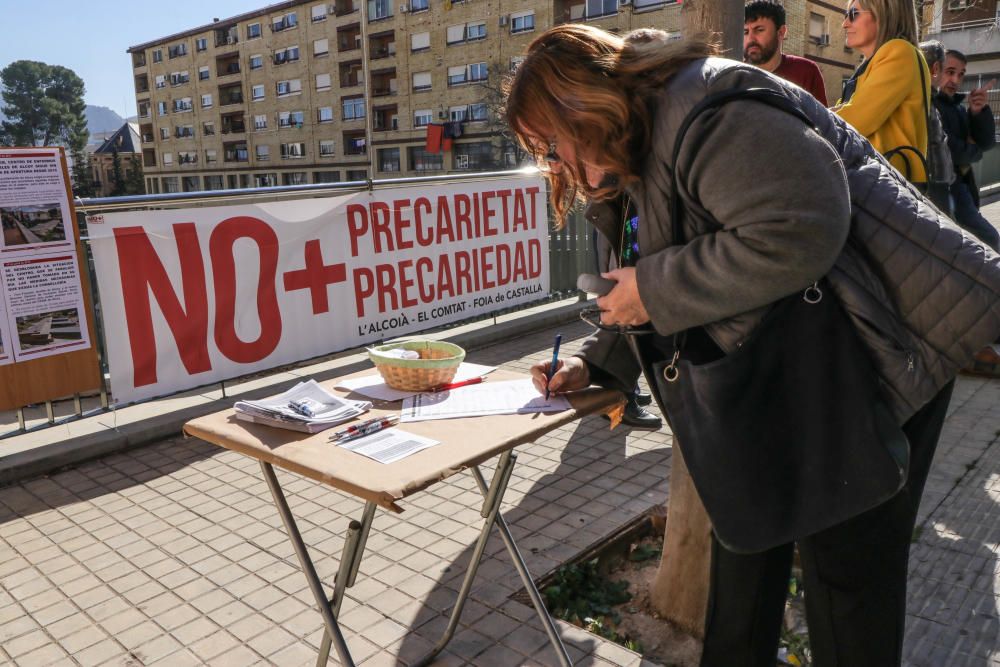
[2,170,595,439]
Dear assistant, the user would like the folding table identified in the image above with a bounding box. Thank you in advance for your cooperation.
[183,369,621,666]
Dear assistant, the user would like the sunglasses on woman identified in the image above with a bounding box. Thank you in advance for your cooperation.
[844,6,870,22]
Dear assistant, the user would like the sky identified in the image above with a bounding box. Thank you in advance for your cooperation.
[0,0,267,117]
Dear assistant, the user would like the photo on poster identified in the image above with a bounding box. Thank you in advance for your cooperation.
[1,252,92,361]
[16,308,82,351]
[1,203,67,246]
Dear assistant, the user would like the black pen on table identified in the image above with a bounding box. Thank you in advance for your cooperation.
[545,333,562,400]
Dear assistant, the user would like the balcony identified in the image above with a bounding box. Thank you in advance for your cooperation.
[221,121,246,135]
[217,55,241,78]
[370,31,395,60]
[142,149,157,168]
[373,105,398,131]
[132,53,147,68]
[335,0,358,16]
[219,84,244,107]
[371,69,397,97]
[338,24,361,52]
[215,26,239,48]
[223,142,249,162]
[134,74,149,93]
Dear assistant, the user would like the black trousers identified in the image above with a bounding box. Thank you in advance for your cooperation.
[699,381,955,667]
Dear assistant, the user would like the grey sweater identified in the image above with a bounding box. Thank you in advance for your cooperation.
[581,58,1000,423]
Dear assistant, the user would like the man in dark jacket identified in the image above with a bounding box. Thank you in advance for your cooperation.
[933,48,1000,250]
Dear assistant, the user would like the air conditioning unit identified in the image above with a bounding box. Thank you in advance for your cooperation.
[400,3,408,11]
[499,14,509,26]
[819,34,830,46]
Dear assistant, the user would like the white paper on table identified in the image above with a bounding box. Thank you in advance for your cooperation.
[400,378,571,422]
[336,428,440,464]
[336,362,496,401]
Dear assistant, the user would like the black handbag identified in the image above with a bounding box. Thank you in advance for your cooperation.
[645,88,911,553]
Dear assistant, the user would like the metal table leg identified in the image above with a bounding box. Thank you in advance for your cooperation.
[259,461,357,667]
[471,466,573,667]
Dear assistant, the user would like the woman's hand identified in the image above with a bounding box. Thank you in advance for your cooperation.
[531,356,590,396]
[597,267,651,327]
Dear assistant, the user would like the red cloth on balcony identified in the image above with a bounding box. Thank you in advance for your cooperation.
[425,123,444,154]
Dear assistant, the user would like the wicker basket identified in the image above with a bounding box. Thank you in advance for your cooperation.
[369,340,466,391]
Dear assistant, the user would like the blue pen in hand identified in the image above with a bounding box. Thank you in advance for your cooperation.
[545,333,562,400]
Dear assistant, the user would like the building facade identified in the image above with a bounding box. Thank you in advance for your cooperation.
[88,123,143,197]
[130,0,854,194]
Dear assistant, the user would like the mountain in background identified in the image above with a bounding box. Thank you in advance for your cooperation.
[84,105,125,134]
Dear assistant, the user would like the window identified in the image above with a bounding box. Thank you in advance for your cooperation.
[256,144,270,161]
[250,54,263,70]
[204,175,224,190]
[157,101,168,116]
[312,3,328,20]
[205,149,217,163]
[467,22,486,40]
[413,109,432,127]
[586,0,616,17]
[452,141,493,170]
[446,25,465,45]
[254,114,268,130]
[469,62,487,82]
[255,173,277,187]
[196,37,208,52]
[369,0,392,20]
[283,172,308,185]
[248,22,262,39]
[346,169,368,180]
[411,32,430,51]
[203,121,215,135]
[809,13,827,43]
[510,11,535,34]
[378,147,400,172]
[155,74,166,89]
[279,111,306,128]
[409,146,443,171]
[343,97,365,120]
[178,150,197,164]
[276,79,302,96]
[162,177,179,193]
[168,43,187,58]
[198,66,210,80]
[449,105,468,122]
[152,49,163,63]
[169,71,190,85]
[318,106,334,122]
[175,125,194,138]
[274,46,300,65]
[316,73,332,90]
[252,85,265,100]
[447,66,466,86]
[411,0,429,10]
[138,102,150,118]
[201,94,213,108]
[314,38,330,57]
[281,142,306,158]
[314,171,340,183]
[159,127,170,139]
[163,152,174,165]
[319,139,335,156]
[469,102,487,121]
[272,12,298,31]
[412,71,432,91]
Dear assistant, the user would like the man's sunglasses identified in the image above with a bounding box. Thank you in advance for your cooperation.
[844,6,870,22]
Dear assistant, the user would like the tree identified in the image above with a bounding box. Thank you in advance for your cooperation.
[69,145,94,199]
[110,147,126,196]
[649,0,743,638]
[125,158,146,196]
[1,60,91,197]
[476,63,531,170]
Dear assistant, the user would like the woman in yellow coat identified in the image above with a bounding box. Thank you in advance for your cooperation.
[836,0,931,184]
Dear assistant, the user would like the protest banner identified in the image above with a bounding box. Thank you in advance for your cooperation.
[88,175,549,403]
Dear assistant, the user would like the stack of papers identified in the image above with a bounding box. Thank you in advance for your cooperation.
[235,380,371,433]
[401,379,571,422]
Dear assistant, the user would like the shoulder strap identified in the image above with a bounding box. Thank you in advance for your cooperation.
[669,87,816,244]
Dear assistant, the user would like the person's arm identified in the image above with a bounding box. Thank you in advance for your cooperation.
[969,105,996,151]
[835,41,915,137]
[808,65,828,107]
[946,105,985,167]
[634,100,851,337]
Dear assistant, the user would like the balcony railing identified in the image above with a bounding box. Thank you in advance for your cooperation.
[224,149,249,162]
[221,122,246,134]
[221,94,244,105]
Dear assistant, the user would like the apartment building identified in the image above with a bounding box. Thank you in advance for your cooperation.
[130,0,852,194]
[924,0,1000,91]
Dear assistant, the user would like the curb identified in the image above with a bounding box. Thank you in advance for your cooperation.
[0,298,589,487]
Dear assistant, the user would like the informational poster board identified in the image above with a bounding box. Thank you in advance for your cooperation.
[89,175,550,404]
[0,147,102,410]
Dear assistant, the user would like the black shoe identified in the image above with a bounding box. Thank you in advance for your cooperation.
[621,400,662,429]
[633,391,653,407]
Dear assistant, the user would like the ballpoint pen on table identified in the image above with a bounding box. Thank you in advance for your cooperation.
[545,333,562,400]
[330,414,399,442]
[429,376,486,393]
